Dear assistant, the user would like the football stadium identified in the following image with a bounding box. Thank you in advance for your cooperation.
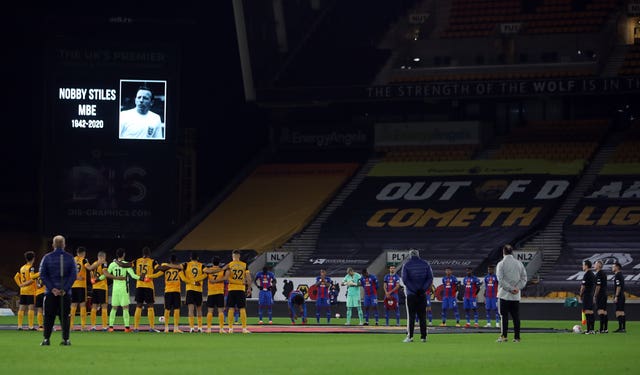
[2,0,640,373]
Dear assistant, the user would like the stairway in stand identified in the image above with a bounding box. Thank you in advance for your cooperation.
[282,158,381,276]
[523,131,623,278]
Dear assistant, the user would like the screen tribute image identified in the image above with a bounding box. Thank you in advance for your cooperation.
[119,79,167,140]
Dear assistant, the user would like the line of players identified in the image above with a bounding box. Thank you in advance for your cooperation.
[15,247,253,334]
[15,249,497,331]
[285,264,501,328]
[285,266,405,326]
[14,250,498,330]
[284,260,629,333]
[579,259,627,334]
[21,249,627,334]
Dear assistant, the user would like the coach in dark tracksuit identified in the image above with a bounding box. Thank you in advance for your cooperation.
[401,250,433,343]
[39,235,77,346]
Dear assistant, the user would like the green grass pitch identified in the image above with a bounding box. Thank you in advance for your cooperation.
[1,317,637,375]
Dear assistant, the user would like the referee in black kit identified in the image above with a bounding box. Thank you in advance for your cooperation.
[579,260,596,335]
[39,235,77,346]
[612,262,626,333]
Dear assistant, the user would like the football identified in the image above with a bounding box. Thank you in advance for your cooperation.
[159,316,165,323]
[335,313,341,319]
[572,324,581,333]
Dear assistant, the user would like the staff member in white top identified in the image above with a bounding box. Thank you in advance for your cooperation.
[496,244,527,343]
[119,86,163,139]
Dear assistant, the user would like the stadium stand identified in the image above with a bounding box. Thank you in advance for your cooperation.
[381,0,621,86]
[619,43,640,76]
[536,119,640,297]
[611,120,640,162]
[443,0,615,38]
[291,158,584,277]
[173,163,358,252]
[493,119,609,161]
[9,1,637,300]
[545,164,640,297]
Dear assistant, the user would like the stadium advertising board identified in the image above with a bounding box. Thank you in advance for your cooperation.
[259,277,347,302]
[564,253,638,282]
[43,149,176,238]
[273,122,372,151]
[537,250,640,296]
[303,257,372,277]
[256,76,640,103]
[374,121,482,146]
[367,77,640,99]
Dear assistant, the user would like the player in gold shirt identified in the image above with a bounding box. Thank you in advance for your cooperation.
[70,247,100,331]
[225,250,251,334]
[133,247,164,332]
[203,256,226,333]
[30,257,46,331]
[182,252,208,332]
[159,254,187,333]
[89,251,110,331]
[14,251,36,330]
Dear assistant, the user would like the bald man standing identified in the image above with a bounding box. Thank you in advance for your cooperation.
[39,235,77,346]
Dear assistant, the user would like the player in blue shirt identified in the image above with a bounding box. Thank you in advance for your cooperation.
[288,289,307,324]
[440,267,460,327]
[383,265,401,326]
[420,285,435,326]
[254,267,276,324]
[314,269,332,324]
[462,267,482,328]
[361,269,379,326]
[484,265,500,328]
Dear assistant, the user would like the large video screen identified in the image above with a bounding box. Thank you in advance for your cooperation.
[45,40,179,238]
[57,79,167,142]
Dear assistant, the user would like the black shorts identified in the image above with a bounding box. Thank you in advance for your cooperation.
[164,292,181,310]
[19,294,34,306]
[226,290,246,309]
[582,296,594,311]
[71,287,86,303]
[135,287,155,304]
[92,289,107,305]
[185,290,203,306]
[207,294,225,309]
[596,296,607,310]
[35,294,44,308]
[615,296,625,312]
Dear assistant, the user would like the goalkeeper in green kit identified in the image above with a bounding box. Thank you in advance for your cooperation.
[341,267,364,325]
[99,248,146,332]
